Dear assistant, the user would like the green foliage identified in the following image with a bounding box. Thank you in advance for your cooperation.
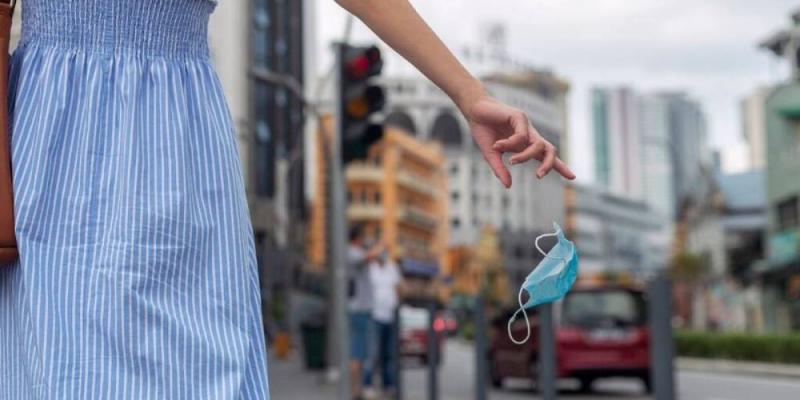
[669,252,708,282]
[460,320,475,341]
[675,331,800,364]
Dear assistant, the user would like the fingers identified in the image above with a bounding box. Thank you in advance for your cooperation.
[501,135,576,180]
[537,144,556,179]
[554,158,577,180]
[485,150,512,188]
[493,131,528,153]
[509,140,544,165]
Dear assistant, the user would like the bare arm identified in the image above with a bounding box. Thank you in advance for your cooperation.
[336,0,575,187]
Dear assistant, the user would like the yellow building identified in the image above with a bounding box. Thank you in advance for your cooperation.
[308,118,450,297]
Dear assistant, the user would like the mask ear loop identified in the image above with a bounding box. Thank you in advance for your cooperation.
[535,229,567,261]
[508,285,531,345]
[507,229,571,345]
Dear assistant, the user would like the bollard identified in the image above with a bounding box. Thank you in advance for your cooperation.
[474,295,488,400]
[538,303,557,400]
[394,306,403,400]
[427,300,439,400]
[648,276,675,400]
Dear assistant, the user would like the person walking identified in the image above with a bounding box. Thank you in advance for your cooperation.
[363,252,403,400]
[347,224,383,400]
[0,1,573,399]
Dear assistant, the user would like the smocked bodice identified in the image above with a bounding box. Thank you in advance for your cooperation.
[18,0,217,58]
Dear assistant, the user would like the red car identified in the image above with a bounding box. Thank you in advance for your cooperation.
[488,284,651,393]
[399,306,445,365]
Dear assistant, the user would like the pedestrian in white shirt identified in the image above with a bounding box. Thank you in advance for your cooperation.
[363,252,402,399]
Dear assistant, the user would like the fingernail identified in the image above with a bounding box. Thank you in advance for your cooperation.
[510,159,517,165]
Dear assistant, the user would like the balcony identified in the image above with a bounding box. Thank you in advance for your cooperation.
[399,205,439,231]
[346,164,384,182]
[348,203,384,221]
[397,170,439,198]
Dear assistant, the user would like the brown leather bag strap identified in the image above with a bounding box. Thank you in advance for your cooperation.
[0,1,16,18]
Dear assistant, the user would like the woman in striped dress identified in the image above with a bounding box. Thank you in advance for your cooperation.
[0,0,573,399]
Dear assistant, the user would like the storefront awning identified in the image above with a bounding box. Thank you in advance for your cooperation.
[401,258,439,278]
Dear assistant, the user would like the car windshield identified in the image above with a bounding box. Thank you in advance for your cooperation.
[563,290,645,328]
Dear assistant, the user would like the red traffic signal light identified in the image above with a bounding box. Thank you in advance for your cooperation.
[344,45,383,80]
[339,44,385,164]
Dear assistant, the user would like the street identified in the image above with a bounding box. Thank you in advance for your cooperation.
[403,340,800,400]
[269,339,800,400]
[404,340,649,400]
[396,340,800,400]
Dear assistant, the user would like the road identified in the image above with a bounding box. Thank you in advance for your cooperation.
[403,340,800,400]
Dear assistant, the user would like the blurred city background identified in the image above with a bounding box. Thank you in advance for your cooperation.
[93,1,800,399]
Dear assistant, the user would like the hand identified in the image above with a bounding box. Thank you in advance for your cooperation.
[366,242,385,259]
[463,96,576,188]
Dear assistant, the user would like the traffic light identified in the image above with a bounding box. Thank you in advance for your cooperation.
[338,44,385,164]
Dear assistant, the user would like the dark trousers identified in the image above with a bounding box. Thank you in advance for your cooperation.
[363,319,396,389]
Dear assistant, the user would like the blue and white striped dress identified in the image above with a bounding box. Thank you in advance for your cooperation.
[0,1,270,398]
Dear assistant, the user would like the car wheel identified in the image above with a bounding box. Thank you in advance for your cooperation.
[488,358,503,388]
[643,375,653,394]
[578,377,594,393]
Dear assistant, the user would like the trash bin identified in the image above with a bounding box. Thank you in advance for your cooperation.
[300,318,327,370]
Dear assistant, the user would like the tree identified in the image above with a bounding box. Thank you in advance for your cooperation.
[669,252,708,282]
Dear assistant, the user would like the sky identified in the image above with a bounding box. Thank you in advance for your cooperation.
[317,0,797,182]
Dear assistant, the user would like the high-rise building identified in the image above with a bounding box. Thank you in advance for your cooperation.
[742,87,771,170]
[637,94,676,221]
[665,92,710,208]
[636,92,708,221]
[592,87,642,199]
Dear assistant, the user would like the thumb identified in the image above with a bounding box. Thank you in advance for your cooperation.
[484,150,511,188]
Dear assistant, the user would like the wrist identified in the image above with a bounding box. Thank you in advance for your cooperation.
[453,78,487,119]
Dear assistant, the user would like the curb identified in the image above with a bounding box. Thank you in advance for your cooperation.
[678,357,800,379]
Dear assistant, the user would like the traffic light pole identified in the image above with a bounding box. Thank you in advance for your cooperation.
[331,43,352,400]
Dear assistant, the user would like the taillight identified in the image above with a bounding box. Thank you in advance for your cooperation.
[433,318,446,333]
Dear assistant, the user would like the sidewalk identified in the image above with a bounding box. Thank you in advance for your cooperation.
[678,357,800,379]
[268,350,337,400]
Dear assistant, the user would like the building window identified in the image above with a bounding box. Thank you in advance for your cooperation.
[777,196,799,231]
[449,164,459,175]
[451,192,460,202]
[374,191,381,204]
[451,218,461,228]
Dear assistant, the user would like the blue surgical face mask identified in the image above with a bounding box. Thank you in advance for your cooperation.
[507,222,579,344]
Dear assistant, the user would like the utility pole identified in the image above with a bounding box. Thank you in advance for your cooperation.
[538,303,557,400]
[330,42,386,400]
[330,43,351,400]
[649,275,675,400]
